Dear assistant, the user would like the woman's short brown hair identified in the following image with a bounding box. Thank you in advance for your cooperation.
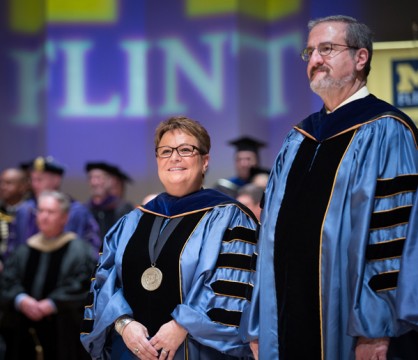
[154,116,211,154]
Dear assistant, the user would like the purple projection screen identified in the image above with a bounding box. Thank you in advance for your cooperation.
[1,0,316,202]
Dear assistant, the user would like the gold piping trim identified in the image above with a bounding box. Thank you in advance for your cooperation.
[372,237,406,245]
[137,203,259,222]
[372,204,412,215]
[370,222,409,231]
[368,255,401,262]
[294,114,418,148]
[376,269,399,276]
[377,173,418,181]
[376,286,397,292]
[222,238,256,245]
[375,190,416,199]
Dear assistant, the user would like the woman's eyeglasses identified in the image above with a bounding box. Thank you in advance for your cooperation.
[155,144,205,158]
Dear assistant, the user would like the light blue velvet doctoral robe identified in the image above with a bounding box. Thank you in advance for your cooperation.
[81,189,258,360]
[243,95,418,359]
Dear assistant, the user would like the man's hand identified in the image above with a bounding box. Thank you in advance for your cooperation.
[37,299,56,317]
[19,296,43,321]
[355,336,389,360]
[250,339,259,360]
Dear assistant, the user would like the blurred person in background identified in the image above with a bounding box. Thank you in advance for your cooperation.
[85,162,134,239]
[248,167,270,190]
[0,190,96,360]
[236,183,264,222]
[214,137,266,197]
[7,156,101,259]
[108,164,134,200]
[0,168,30,270]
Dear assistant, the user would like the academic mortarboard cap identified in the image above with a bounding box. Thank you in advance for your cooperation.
[85,162,133,183]
[228,136,266,154]
[19,159,34,171]
[31,156,65,175]
[114,167,133,183]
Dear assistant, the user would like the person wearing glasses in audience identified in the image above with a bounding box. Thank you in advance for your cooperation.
[243,15,418,360]
[81,116,258,360]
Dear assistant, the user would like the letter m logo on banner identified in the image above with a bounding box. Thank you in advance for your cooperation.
[393,59,418,108]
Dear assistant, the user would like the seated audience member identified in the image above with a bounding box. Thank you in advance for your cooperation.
[0,168,30,269]
[0,190,95,360]
[236,183,264,221]
[7,156,101,259]
[85,162,134,238]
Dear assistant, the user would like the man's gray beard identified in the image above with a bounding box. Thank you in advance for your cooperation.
[310,72,356,95]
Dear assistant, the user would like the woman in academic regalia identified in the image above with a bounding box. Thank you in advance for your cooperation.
[80,116,259,360]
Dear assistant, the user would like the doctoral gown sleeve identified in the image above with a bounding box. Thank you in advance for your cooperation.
[396,177,418,329]
[345,117,418,338]
[80,209,141,359]
[171,204,258,358]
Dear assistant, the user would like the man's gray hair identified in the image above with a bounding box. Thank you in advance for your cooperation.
[38,190,71,213]
[308,15,374,77]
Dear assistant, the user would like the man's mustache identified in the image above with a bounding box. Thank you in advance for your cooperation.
[310,65,329,79]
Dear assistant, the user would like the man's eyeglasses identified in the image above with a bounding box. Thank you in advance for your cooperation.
[155,144,205,158]
[301,42,359,62]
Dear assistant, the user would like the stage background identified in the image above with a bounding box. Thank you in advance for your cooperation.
[1,0,417,204]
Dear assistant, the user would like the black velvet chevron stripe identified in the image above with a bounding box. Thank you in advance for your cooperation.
[369,271,399,292]
[211,280,251,299]
[245,284,253,302]
[84,292,94,307]
[369,206,412,230]
[250,253,257,271]
[222,227,257,244]
[207,308,242,327]
[216,253,253,271]
[365,238,406,261]
[80,318,94,333]
[375,175,418,197]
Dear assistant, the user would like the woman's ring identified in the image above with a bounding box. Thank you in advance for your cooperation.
[161,348,168,354]
[134,348,139,354]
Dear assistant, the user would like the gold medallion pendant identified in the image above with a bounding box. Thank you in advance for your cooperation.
[141,266,163,291]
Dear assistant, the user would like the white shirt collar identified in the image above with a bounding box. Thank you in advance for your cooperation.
[327,86,370,113]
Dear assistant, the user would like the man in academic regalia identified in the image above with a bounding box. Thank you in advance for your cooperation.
[85,162,134,239]
[243,15,418,360]
[0,190,96,360]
